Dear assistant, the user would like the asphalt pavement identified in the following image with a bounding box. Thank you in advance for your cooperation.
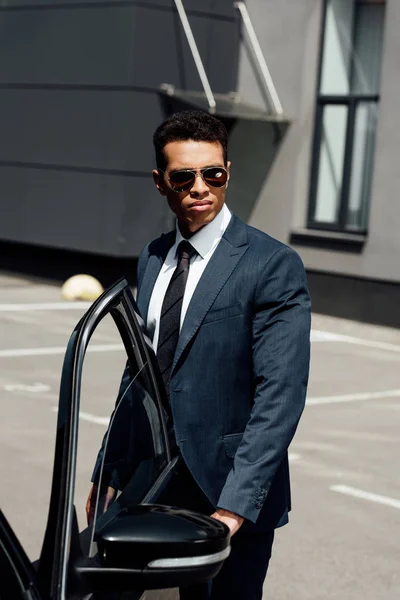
[0,271,399,599]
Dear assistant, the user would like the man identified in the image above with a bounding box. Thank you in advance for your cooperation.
[88,110,311,599]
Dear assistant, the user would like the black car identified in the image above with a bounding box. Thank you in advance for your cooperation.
[0,279,230,599]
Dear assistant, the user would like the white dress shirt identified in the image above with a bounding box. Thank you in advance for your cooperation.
[147,203,232,352]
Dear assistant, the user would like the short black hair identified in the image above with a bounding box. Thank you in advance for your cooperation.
[153,110,228,170]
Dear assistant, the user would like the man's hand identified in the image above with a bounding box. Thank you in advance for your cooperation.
[210,508,244,536]
[86,484,116,526]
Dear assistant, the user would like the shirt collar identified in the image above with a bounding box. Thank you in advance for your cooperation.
[174,203,231,259]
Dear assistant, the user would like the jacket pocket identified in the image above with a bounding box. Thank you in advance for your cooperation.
[222,432,244,458]
[202,303,242,325]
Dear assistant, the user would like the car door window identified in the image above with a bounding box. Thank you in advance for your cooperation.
[72,308,170,552]
[37,281,173,599]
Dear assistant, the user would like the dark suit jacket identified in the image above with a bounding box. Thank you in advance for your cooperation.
[134,213,311,531]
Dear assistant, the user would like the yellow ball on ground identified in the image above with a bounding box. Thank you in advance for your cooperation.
[61,274,104,301]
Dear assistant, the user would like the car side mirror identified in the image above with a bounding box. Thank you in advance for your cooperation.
[74,504,230,593]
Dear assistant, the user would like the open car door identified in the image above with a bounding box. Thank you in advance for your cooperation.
[30,279,229,599]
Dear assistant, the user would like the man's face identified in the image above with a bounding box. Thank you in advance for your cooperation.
[153,140,230,236]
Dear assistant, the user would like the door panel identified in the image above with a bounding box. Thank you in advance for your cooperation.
[38,280,173,599]
[0,511,42,599]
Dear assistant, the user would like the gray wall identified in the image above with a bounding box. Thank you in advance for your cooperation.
[3,0,398,284]
[0,0,240,256]
[239,0,322,243]
[241,0,400,284]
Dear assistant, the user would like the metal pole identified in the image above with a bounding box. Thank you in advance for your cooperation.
[173,0,216,111]
[235,1,284,117]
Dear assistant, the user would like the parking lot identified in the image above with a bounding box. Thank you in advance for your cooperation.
[0,270,399,599]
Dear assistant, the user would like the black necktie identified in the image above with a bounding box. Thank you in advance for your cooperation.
[157,240,196,390]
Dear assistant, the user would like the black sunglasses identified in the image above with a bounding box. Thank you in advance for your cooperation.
[159,166,228,193]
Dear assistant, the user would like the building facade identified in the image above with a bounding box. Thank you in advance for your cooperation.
[0,0,398,324]
[244,0,398,326]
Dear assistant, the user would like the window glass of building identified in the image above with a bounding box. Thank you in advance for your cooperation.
[309,0,386,233]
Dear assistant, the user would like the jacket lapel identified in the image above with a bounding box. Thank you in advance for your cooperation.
[136,231,175,322]
[171,215,249,375]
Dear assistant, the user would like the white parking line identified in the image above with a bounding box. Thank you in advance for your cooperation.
[310,331,340,342]
[288,453,301,462]
[0,302,398,354]
[0,344,124,358]
[331,485,400,510]
[311,330,400,353]
[0,302,92,312]
[51,407,110,426]
[79,411,110,426]
[307,389,400,406]
[5,383,51,393]
[1,304,399,354]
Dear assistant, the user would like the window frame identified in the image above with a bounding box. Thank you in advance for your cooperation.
[307,0,384,234]
[36,278,173,599]
[308,93,379,233]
